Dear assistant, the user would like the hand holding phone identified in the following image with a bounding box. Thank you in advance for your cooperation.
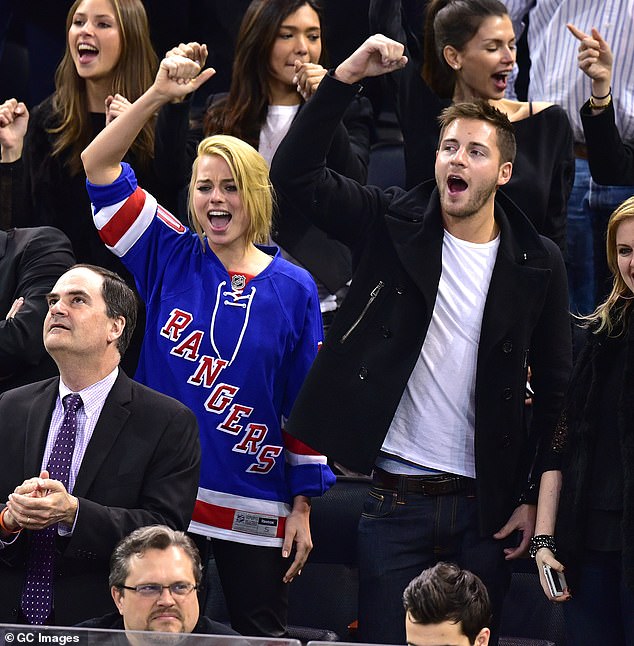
[543,563,567,597]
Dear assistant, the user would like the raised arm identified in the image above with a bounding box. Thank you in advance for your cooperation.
[271,36,406,246]
[334,33,407,85]
[567,24,612,106]
[568,24,634,185]
[81,54,214,185]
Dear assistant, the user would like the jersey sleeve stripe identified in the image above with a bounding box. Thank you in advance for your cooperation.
[93,186,157,257]
[283,431,323,456]
[285,452,328,466]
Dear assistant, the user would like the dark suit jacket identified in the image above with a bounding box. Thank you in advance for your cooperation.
[0,371,201,626]
[271,74,573,535]
[0,227,75,392]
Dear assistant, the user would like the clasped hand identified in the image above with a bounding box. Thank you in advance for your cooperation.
[5,471,78,531]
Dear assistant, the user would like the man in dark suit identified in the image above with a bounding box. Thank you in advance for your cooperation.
[271,36,572,644]
[0,264,201,626]
[0,226,74,393]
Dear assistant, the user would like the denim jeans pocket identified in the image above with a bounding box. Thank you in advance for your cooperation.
[361,487,398,519]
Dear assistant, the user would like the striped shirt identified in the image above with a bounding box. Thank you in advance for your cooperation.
[504,0,634,142]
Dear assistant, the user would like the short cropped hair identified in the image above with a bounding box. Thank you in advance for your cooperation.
[109,525,203,589]
[403,562,492,643]
[188,134,273,249]
[438,99,516,164]
[71,264,137,357]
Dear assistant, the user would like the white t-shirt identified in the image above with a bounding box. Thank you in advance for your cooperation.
[258,104,300,167]
[379,230,500,478]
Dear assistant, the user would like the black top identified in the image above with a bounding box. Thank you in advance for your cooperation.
[368,0,575,253]
[547,317,634,587]
[586,331,625,551]
[77,611,239,636]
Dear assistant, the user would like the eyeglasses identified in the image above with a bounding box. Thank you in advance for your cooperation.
[119,583,198,598]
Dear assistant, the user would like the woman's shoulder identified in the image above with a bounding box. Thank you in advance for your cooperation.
[497,99,564,121]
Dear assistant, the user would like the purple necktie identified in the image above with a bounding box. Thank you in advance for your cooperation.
[21,393,83,625]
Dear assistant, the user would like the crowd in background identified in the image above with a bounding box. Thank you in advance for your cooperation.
[0,1,633,645]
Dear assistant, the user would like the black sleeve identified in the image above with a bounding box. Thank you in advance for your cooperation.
[581,99,634,186]
[153,97,200,195]
[0,227,75,380]
[271,73,388,249]
[325,95,375,183]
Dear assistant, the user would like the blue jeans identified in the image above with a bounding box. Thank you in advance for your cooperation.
[357,486,511,644]
[566,159,595,315]
[563,551,634,646]
[567,158,634,314]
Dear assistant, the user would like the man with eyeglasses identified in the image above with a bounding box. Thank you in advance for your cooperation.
[79,525,238,635]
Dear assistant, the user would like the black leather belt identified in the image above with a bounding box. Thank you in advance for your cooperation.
[372,468,475,496]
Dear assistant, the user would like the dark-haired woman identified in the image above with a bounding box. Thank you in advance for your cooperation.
[369,0,574,252]
[155,0,373,327]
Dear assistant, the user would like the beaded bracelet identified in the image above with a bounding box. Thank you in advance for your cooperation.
[0,508,21,535]
[529,534,556,559]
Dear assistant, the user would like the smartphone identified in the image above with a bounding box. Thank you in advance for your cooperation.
[543,564,567,597]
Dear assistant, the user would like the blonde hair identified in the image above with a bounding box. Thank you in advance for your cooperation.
[49,0,157,175]
[188,135,273,249]
[581,195,634,336]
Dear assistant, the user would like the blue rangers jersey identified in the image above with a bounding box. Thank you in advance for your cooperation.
[88,163,334,547]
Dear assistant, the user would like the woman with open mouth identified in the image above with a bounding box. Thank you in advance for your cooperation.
[81,50,335,639]
[0,0,178,374]
[369,0,574,255]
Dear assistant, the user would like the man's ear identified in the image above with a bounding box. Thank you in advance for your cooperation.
[111,586,125,615]
[497,161,512,186]
[475,626,491,645]
[108,316,126,345]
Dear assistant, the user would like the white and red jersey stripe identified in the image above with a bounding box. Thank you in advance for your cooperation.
[93,186,185,257]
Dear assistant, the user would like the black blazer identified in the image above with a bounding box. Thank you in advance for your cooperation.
[271,74,572,536]
[0,371,201,625]
[0,227,75,393]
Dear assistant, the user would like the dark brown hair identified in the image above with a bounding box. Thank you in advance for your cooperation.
[423,0,509,98]
[203,0,325,148]
[109,525,203,589]
[70,264,138,356]
[403,562,491,643]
